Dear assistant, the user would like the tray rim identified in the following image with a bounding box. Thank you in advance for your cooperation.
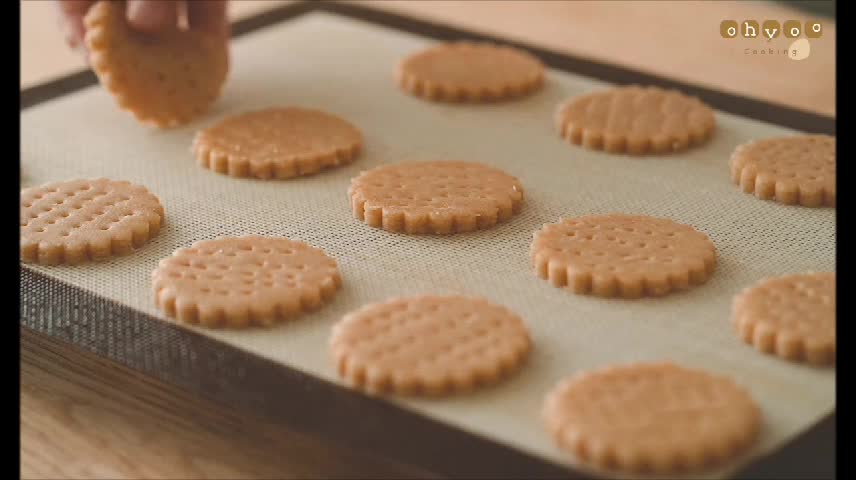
[19,2,835,479]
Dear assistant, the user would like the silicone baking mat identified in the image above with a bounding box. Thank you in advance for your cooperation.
[20,3,835,478]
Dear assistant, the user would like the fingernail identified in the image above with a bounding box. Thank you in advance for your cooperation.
[127,0,176,33]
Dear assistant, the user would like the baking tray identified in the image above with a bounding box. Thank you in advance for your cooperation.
[20,2,835,478]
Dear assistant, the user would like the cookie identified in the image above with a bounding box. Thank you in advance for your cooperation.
[543,362,761,474]
[152,236,341,328]
[555,85,716,154]
[20,179,164,265]
[729,135,835,207]
[732,272,835,365]
[348,161,524,234]
[531,214,716,298]
[330,295,531,396]
[192,107,363,179]
[84,0,229,128]
[397,41,544,102]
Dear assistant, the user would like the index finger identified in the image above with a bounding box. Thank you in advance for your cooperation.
[55,0,95,48]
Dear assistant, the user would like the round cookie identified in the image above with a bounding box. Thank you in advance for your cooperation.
[732,272,835,365]
[21,179,164,265]
[729,135,835,207]
[531,214,716,298]
[543,362,761,474]
[397,41,544,102]
[152,236,341,328]
[330,295,531,396]
[84,0,229,128]
[192,107,363,179]
[348,161,524,234]
[555,85,716,154]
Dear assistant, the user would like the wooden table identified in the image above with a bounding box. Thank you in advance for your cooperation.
[20,1,835,478]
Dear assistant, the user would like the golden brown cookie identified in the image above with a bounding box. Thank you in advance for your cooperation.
[21,179,164,265]
[729,135,835,207]
[555,85,716,154]
[192,107,363,179]
[531,214,716,298]
[397,41,544,102]
[330,295,531,396]
[84,0,229,128]
[732,272,835,365]
[543,362,761,474]
[152,236,341,328]
[348,161,524,234]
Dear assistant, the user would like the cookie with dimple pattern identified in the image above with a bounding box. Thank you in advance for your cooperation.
[555,85,716,154]
[84,0,229,128]
[330,295,531,396]
[152,236,341,328]
[21,178,164,265]
[729,135,835,207]
[348,161,524,234]
[531,214,717,298]
[732,272,835,365]
[543,362,761,474]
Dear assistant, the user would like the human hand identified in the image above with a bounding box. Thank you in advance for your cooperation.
[57,0,229,51]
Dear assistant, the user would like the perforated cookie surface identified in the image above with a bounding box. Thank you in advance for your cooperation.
[543,362,761,474]
[732,272,835,365]
[729,135,835,207]
[84,0,229,128]
[531,214,717,298]
[331,295,531,396]
[349,161,524,234]
[21,178,164,265]
[555,85,716,154]
[152,236,341,328]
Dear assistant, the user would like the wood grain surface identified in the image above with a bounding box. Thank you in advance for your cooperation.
[20,1,835,479]
[22,329,429,480]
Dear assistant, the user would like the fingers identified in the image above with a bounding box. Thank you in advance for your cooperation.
[64,16,87,49]
[188,0,229,36]
[126,0,179,33]
[57,0,92,15]
[57,0,226,54]
[56,0,95,49]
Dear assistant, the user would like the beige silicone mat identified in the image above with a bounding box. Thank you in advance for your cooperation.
[20,12,835,479]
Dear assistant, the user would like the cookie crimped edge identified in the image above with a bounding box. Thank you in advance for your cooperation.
[731,273,835,365]
[542,362,762,474]
[151,237,342,328]
[20,179,165,265]
[529,221,717,298]
[554,89,716,155]
[395,42,544,103]
[397,67,544,103]
[329,295,532,397]
[191,133,362,180]
[347,167,525,235]
[728,138,836,207]
[83,1,228,129]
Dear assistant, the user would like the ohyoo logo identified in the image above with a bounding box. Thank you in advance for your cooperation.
[720,19,822,60]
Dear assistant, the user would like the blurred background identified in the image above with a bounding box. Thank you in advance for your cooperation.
[782,0,835,16]
[21,0,835,115]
